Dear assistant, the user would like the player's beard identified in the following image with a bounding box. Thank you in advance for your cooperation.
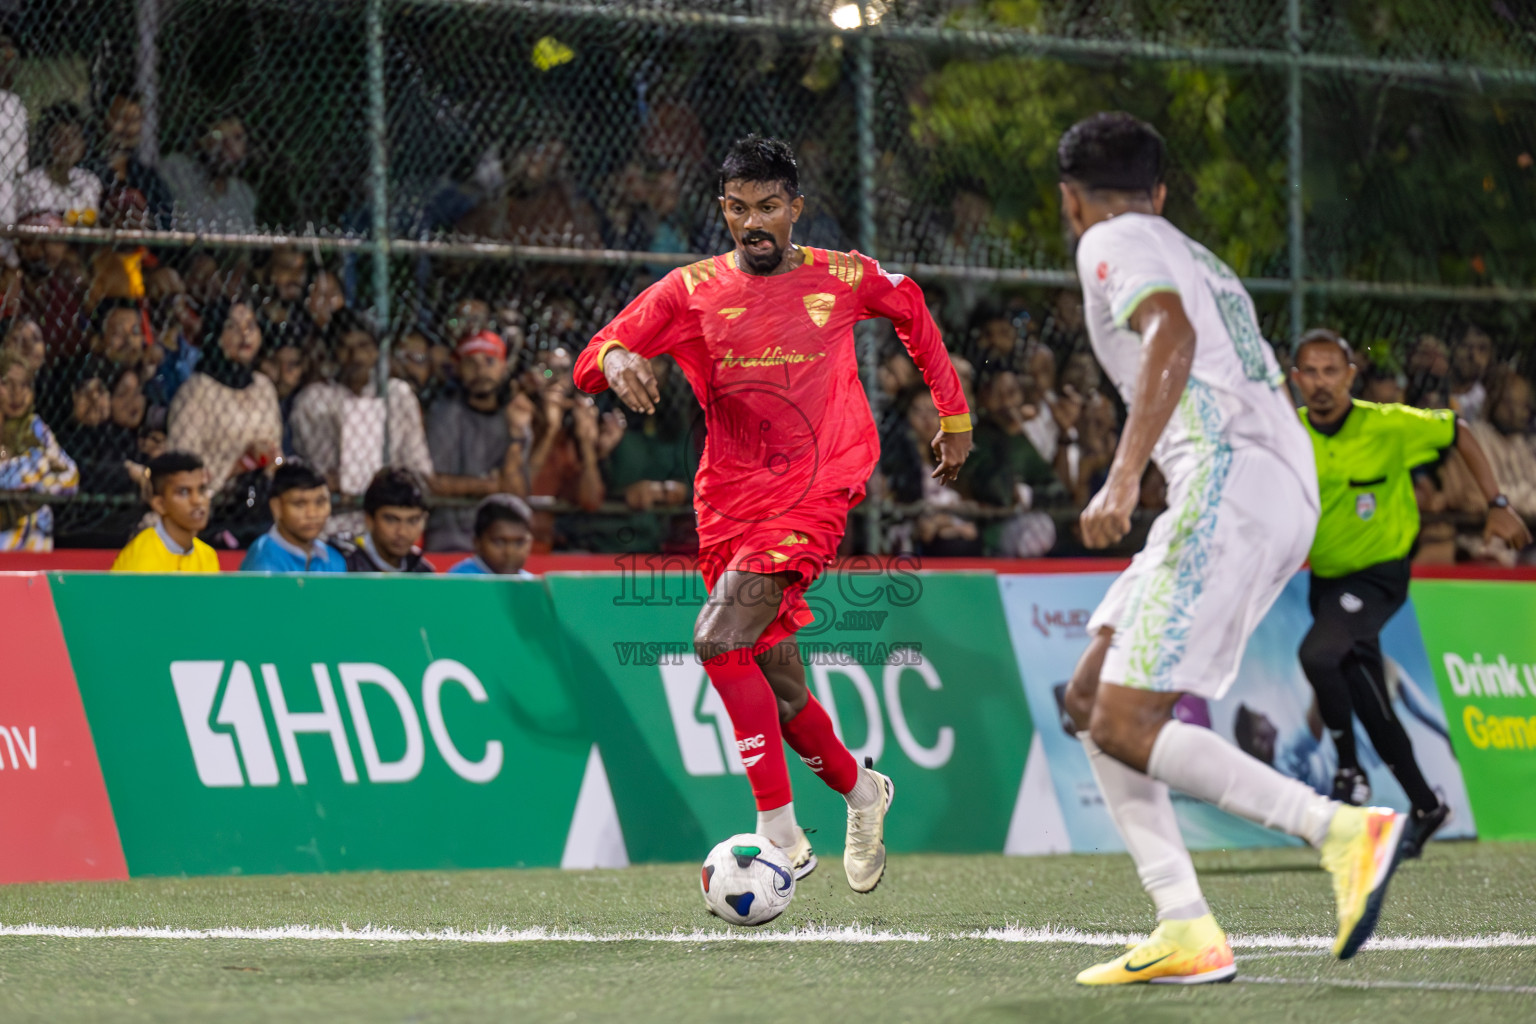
[738,231,784,274]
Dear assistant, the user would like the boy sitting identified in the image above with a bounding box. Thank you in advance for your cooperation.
[338,468,435,573]
[240,461,347,572]
[448,494,536,578]
[111,451,220,573]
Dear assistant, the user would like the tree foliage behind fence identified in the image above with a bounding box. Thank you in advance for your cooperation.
[1,0,1533,549]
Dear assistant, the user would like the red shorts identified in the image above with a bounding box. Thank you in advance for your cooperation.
[698,500,852,652]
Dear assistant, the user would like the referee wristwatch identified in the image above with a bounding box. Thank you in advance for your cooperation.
[1490,494,1511,510]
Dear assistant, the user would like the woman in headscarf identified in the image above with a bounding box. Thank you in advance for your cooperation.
[47,356,145,548]
[0,349,79,550]
[166,296,281,541]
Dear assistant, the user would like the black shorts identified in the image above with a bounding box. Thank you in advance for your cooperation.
[1308,557,1411,633]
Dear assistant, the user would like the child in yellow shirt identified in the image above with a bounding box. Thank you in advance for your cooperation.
[111,451,220,572]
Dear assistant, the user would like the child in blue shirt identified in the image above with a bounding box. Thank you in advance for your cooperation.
[240,461,348,572]
[448,494,535,578]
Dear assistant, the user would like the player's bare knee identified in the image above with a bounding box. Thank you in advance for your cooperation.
[693,618,754,663]
[1091,686,1178,770]
[1065,628,1112,733]
[1087,692,1149,762]
[1086,703,1131,760]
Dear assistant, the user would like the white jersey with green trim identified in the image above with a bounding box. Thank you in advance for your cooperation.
[1075,212,1318,511]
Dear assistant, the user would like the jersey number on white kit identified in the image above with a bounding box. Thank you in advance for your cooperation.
[1186,240,1277,387]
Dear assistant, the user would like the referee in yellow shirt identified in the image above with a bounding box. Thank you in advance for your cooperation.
[1291,329,1530,857]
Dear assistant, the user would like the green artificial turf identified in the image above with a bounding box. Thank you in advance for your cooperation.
[1,842,1533,1023]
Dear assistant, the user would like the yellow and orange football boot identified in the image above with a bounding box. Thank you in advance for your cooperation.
[1075,913,1236,986]
[1321,804,1407,959]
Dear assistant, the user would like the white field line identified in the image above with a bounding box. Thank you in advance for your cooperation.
[2,922,1536,952]
[1240,976,1536,996]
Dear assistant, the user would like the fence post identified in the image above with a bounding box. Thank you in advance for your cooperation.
[367,0,394,462]
[1286,0,1304,345]
[133,0,161,168]
[854,11,881,555]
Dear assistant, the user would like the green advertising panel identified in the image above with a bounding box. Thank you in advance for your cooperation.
[50,574,592,876]
[1413,580,1536,841]
[546,567,1035,862]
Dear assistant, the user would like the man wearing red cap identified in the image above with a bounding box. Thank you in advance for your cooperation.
[424,328,531,550]
[575,136,971,893]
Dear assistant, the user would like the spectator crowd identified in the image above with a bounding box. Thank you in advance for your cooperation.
[0,30,1531,568]
[4,227,1531,570]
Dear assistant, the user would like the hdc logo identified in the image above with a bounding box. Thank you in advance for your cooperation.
[661,650,955,776]
[170,658,504,788]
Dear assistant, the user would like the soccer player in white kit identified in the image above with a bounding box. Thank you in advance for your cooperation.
[1056,113,1408,985]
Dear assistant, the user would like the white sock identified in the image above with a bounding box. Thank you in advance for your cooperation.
[844,766,880,810]
[1147,719,1338,848]
[756,802,798,849]
[1082,735,1208,921]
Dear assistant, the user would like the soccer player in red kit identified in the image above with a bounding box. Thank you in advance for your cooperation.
[574,136,972,892]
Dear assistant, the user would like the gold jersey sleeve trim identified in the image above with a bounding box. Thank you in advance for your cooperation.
[939,413,972,433]
[597,340,628,371]
[680,257,719,294]
[826,250,864,289]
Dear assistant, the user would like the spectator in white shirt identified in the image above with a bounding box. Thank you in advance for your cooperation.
[16,103,100,226]
[161,114,258,232]
[0,26,27,235]
[290,309,432,537]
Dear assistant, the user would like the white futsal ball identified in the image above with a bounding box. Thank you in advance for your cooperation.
[700,833,795,926]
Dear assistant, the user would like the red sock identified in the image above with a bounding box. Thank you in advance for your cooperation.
[781,694,860,795]
[703,649,793,811]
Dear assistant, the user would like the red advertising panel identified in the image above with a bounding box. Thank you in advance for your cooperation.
[0,574,127,883]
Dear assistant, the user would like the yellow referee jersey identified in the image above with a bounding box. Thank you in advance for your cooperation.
[110,525,221,573]
[1299,400,1456,578]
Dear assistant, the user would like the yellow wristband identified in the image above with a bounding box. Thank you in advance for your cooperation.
[939,413,972,433]
[597,340,628,372]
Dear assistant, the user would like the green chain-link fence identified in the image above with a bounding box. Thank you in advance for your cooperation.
[1,0,1533,555]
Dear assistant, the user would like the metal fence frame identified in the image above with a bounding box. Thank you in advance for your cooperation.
[15,0,1536,334]
[6,0,1535,553]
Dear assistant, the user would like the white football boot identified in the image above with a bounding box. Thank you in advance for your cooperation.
[843,759,895,893]
[782,827,818,881]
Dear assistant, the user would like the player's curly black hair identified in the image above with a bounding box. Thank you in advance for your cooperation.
[1057,112,1166,196]
[718,134,800,198]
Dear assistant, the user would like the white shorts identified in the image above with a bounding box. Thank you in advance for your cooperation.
[1088,447,1318,700]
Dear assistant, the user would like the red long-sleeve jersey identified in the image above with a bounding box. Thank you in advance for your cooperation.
[574,247,970,547]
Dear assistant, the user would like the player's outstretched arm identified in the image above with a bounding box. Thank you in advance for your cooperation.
[1081,291,1195,549]
[855,254,973,480]
[573,272,692,406]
